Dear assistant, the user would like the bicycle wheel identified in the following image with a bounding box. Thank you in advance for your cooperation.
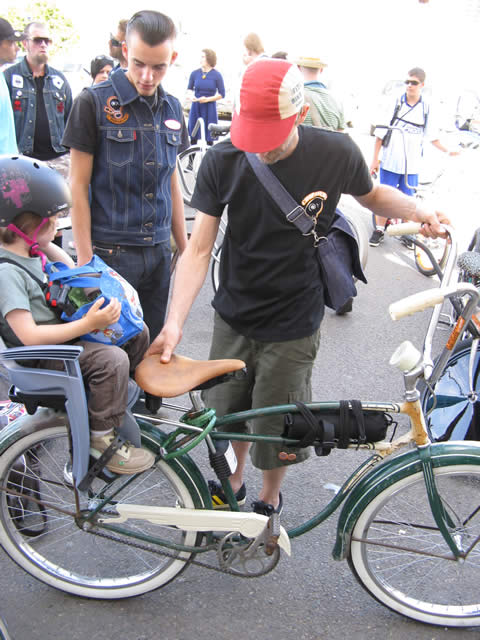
[177,146,203,206]
[349,463,480,627]
[211,243,222,293]
[421,338,480,442]
[414,235,449,277]
[0,425,203,599]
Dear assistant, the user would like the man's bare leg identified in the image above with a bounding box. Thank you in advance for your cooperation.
[258,466,287,509]
[228,442,286,509]
[228,441,250,493]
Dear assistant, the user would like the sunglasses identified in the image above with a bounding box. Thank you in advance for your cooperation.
[405,79,421,86]
[110,34,123,47]
[30,36,52,45]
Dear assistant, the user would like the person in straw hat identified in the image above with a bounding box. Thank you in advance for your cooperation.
[294,55,345,131]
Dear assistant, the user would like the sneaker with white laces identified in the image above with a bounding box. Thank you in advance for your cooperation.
[369,228,385,247]
[90,433,155,475]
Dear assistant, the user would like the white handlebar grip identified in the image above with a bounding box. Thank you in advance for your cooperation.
[386,222,422,236]
[389,289,445,320]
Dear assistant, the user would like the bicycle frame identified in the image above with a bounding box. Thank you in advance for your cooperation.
[1,235,480,608]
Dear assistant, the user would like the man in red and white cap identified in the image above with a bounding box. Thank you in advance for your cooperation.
[149,58,449,515]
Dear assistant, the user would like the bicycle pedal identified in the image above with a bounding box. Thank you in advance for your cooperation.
[265,513,281,556]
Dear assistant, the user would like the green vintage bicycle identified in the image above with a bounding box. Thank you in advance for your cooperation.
[0,225,479,628]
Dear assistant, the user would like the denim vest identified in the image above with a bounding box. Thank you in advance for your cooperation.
[87,68,183,246]
[3,57,72,156]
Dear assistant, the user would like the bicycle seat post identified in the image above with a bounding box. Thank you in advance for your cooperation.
[189,389,205,413]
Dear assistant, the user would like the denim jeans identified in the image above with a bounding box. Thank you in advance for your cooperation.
[92,241,171,342]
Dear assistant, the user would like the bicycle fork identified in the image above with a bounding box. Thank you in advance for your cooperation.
[418,445,479,560]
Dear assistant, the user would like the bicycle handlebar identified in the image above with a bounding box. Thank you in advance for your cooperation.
[389,282,479,320]
[386,222,422,236]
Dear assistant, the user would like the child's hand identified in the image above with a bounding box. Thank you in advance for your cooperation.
[85,297,121,330]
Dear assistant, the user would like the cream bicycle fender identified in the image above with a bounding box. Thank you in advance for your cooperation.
[332,441,480,560]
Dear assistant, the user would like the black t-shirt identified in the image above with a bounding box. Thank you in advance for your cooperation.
[32,76,63,160]
[191,126,373,342]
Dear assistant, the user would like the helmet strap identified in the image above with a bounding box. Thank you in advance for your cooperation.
[7,217,50,269]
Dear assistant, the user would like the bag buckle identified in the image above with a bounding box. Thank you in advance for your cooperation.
[286,206,314,235]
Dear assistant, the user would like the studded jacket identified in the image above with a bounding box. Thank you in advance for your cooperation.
[3,56,72,156]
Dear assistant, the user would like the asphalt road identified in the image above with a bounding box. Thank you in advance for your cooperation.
[0,203,479,640]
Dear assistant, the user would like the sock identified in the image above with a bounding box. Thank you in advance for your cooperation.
[91,429,114,439]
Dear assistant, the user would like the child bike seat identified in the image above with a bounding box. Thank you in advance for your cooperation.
[135,354,246,398]
[0,345,142,488]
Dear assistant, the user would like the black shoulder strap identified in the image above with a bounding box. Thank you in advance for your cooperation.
[0,257,46,290]
[389,95,403,126]
[245,152,314,234]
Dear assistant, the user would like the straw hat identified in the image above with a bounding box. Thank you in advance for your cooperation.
[294,56,327,69]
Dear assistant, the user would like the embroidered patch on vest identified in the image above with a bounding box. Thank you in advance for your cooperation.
[104,96,129,124]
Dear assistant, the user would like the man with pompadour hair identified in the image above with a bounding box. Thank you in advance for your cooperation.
[63,10,188,360]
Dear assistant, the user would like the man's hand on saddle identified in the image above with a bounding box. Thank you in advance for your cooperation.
[145,320,183,363]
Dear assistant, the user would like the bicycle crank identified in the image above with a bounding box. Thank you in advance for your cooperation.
[217,515,282,576]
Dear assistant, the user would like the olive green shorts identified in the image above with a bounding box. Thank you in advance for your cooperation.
[204,313,321,470]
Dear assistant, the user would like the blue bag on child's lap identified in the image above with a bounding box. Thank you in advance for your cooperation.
[45,255,143,346]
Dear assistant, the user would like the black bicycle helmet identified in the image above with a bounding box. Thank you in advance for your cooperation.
[0,155,72,226]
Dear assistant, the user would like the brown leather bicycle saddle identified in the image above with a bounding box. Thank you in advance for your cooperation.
[135,354,246,398]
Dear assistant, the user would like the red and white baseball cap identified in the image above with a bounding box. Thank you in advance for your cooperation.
[230,59,304,153]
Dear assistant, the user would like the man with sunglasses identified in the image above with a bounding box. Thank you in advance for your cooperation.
[369,67,457,247]
[108,20,128,70]
[3,22,72,171]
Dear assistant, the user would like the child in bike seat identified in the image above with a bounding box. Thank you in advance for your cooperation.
[0,155,154,475]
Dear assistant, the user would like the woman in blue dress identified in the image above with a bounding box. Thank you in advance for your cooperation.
[187,49,225,146]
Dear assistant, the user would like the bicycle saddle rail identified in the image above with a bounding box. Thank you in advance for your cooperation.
[135,354,245,398]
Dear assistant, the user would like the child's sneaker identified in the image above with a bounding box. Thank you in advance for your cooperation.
[90,433,155,475]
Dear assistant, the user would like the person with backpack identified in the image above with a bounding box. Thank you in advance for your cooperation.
[0,155,154,475]
[369,67,458,247]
